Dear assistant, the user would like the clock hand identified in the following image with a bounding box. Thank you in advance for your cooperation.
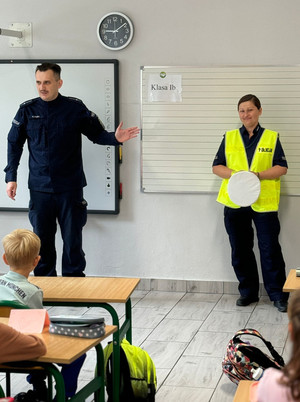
[114,22,126,33]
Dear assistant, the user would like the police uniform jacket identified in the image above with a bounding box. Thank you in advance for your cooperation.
[4,93,120,193]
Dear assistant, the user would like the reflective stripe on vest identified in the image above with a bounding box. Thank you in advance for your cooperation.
[216,129,281,212]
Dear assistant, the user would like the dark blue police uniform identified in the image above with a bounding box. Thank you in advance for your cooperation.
[213,124,288,302]
[4,93,120,276]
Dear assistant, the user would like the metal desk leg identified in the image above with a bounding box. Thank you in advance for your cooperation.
[70,344,105,402]
[100,303,120,402]
[125,298,132,343]
[40,364,66,402]
[101,298,133,402]
[94,343,105,402]
[43,297,134,402]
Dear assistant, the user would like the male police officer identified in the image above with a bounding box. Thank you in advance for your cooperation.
[5,62,139,277]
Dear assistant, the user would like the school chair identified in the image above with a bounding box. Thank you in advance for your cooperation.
[0,300,28,317]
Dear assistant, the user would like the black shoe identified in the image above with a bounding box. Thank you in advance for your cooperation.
[274,300,288,313]
[14,390,45,402]
[236,295,259,306]
[30,378,47,401]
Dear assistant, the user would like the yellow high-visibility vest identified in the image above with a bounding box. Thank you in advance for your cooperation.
[216,129,281,212]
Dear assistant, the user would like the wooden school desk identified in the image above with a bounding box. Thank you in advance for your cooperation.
[233,380,253,402]
[0,317,117,402]
[29,276,140,402]
[283,269,300,292]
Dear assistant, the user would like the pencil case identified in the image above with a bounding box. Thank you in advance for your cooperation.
[49,315,106,339]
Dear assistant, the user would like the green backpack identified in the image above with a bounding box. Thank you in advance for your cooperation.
[103,339,157,401]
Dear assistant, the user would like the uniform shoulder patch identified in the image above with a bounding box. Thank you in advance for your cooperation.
[12,118,21,126]
[90,111,105,129]
[20,98,38,108]
[67,96,83,104]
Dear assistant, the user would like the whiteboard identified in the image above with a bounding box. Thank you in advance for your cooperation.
[0,59,120,213]
[141,65,300,195]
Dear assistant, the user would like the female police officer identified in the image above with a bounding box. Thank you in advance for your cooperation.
[212,94,288,312]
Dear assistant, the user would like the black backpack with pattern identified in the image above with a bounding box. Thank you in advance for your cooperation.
[222,328,285,384]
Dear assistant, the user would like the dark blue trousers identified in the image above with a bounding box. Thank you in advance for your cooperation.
[29,189,87,277]
[224,206,288,302]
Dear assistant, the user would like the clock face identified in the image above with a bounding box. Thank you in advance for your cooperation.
[97,12,134,50]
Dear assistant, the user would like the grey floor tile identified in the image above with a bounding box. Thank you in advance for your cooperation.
[141,340,188,369]
[210,373,237,402]
[156,385,214,401]
[165,355,222,388]
[181,292,222,303]
[184,331,232,358]
[155,368,170,389]
[199,310,251,333]
[237,323,288,349]
[132,307,167,329]
[134,291,185,311]
[167,300,215,321]
[130,290,149,306]
[248,304,289,325]
[148,318,202,342]
[132,327,154,346]
[214,293,257,312]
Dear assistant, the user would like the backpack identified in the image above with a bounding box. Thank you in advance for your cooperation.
[104,338,157,401]
[222,328,285,385]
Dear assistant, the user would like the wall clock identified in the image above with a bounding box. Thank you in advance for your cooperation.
[97,12,134,50]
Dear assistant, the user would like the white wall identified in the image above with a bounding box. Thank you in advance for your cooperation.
[0,0,300,281]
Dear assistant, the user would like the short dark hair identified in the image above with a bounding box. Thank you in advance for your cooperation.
[237,94,261,110]
[35,63,61,80]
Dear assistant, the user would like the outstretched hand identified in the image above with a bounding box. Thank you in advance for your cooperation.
[115,121,139,143]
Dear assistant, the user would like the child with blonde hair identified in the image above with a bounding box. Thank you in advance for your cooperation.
[1,228,43,308]
[0,229,85,400]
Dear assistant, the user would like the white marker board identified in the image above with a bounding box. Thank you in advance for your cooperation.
[0,59,120,213]
[141,65,300,195]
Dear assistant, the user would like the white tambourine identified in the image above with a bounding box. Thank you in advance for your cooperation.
[227,170,261,207]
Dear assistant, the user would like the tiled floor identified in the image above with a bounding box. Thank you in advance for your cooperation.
[0,290,291,401]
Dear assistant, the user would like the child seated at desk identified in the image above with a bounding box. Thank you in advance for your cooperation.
[0,229,86,401]
[0,322,46,363]
[250,289,300,401]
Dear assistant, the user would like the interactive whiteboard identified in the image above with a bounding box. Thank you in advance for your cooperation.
[0,59,120,213]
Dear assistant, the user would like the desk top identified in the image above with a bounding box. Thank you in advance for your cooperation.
[29,276,140,303]
[283,269,299,292]
[233,380,253,402]
[0,317,117,364]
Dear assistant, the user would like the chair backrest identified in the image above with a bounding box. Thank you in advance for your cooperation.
[0,300,29,317]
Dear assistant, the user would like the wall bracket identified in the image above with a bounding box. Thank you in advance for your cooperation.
[8,22,32,47]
